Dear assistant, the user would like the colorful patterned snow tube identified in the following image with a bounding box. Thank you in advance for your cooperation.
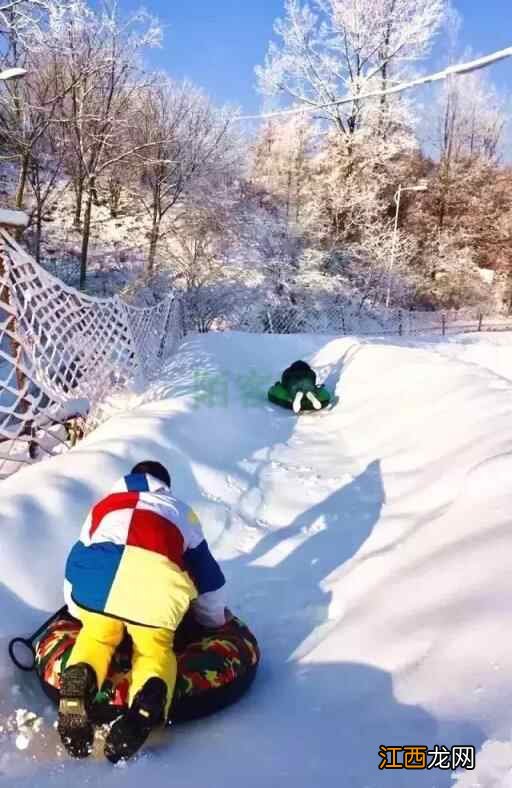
[268,381,332,411]
[34,609,260,724]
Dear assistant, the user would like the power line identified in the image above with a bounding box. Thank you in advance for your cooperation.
[234,46,512,123]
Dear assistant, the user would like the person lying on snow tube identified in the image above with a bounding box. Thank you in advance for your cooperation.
[34,604,259,725]
[268,360,331,414]
[58,460,228,763]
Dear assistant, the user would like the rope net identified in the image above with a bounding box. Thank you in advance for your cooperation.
[0,229,182,480]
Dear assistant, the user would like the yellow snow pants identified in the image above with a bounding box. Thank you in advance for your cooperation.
[67,608,176,716]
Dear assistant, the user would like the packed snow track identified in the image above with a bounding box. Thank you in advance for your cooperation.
[2,331,512,787]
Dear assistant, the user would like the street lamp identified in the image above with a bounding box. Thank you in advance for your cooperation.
[0,68,27,82]
[385,180,428,309]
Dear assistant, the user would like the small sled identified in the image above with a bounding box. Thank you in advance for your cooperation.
[268,381,332,413]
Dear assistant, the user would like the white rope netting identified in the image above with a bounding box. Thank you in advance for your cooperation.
[0,230,182,480]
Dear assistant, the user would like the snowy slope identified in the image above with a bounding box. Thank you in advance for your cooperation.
[2,331,512,786]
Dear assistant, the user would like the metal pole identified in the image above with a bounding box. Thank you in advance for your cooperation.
[386,185,401,310]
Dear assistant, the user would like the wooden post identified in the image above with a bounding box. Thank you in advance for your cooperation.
[0,211,30,417]
[398,309,403,336]
[478,312,483,332]
[442,313,446,336]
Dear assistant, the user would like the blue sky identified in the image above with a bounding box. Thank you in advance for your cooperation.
[121,0,511,114]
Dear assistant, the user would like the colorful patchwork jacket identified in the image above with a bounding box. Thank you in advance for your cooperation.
[64,473,226,630]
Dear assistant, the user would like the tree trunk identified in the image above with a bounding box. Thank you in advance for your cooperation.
[286,168,292,225]
[15,153,30,209]
[378,8,395,139]
[438,175,448,233]
[79,181,94,290]
[74,179,84,229]
[147,210,160,273]
[379,59,388,138]
[506,271,512,315]
[0,248,28,417]
[35,208,42,264]
[91,182,100,207]
[109,179,121,218]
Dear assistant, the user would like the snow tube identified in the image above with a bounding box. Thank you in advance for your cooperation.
[268,381,331,411]
[34,609,260,725]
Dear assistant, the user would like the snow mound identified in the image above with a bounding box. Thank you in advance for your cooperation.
[453,740,512,787]
[1,330,512,786]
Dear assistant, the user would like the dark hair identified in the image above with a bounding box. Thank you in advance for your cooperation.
[130,461,171,488]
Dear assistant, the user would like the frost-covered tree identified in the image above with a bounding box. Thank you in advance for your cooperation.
[0,0,64,56]
[251,114,316,233]
[20,56,68,260]
[256,0,446,135]
[0,41,78,262]
[406,71,510,300]
[49,1,162,286]
[133,79,235,272]
[0,1,79,212]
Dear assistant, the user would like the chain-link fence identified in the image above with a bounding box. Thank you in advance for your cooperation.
[211,299,512,337]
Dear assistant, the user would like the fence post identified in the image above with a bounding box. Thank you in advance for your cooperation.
[478,312,483,332]
[441,313,446,337]
[341,307,346,335]
[157,297,174,359]
[398,309,403,337]
[266,310,274,334]
[180,297,187,338]
[0,214,30,413]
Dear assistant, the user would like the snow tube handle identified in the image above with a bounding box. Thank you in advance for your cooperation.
[8,637,36,672]
[8,605,68,672]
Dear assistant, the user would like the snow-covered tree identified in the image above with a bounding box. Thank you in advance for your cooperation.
[251,114,317,232]
[0,46,71,257]
[407,71,510,299]
[49,1,162,286]
[0,0,65,56]
[133,79,236,272]
[256,0,446,135]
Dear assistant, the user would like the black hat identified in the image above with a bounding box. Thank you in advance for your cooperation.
[130,461,171,488]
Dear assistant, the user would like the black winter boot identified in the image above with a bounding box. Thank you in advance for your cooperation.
[57,663,97,758]
[104,677,167,763]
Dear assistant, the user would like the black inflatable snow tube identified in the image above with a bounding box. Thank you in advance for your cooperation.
[33,608,260,724]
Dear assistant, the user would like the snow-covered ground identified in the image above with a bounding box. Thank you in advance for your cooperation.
[2,330,512,786]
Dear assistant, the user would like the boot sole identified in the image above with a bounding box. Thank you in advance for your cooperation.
[58,668,95,758]
[105,678,167,763]
[104,718,152,764]
[306,392,322,410]
[293,392,304,413]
